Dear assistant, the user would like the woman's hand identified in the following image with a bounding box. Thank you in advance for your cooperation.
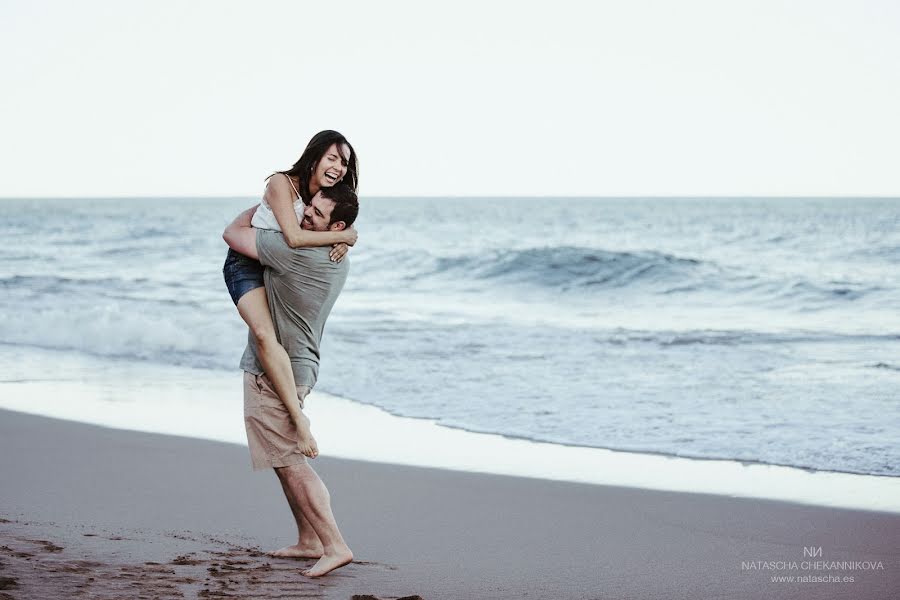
[330,243,350,262]
[329,227,356,262]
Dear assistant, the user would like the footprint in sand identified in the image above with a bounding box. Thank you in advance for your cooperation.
[0,576,19,590]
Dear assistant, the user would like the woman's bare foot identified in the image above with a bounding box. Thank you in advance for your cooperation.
[293,410,319,458]
[270,542,324,559]
[301,544,353,577]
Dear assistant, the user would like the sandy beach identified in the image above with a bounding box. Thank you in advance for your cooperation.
[1,408,897,599]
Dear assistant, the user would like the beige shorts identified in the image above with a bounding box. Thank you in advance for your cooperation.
[243,371,311,471]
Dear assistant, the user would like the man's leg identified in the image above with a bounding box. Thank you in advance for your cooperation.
[270,468,324,558]
[274,462,353,577]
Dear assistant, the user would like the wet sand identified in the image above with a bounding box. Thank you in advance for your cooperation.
[1,408,898,599]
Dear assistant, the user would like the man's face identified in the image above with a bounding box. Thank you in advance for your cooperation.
[301,192,337,231]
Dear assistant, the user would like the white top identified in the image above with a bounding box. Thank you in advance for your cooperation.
[251,174,304,231]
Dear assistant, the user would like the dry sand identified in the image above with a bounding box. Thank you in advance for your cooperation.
[1,409,897,599]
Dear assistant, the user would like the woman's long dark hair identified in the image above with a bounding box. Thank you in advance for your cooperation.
[275,130,359,205]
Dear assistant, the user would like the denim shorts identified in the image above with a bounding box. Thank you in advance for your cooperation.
[223,248,264,305]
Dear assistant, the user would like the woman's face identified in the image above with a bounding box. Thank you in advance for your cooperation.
[311,143,351,193]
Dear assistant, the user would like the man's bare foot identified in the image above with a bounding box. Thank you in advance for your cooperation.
[270,542,324,559]
[301,544,353,577]
[293,410,319,458]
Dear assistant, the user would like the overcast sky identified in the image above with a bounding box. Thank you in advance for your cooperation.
[1,0,898,197]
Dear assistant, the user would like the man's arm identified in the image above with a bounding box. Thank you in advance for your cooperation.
[223,205,260,260]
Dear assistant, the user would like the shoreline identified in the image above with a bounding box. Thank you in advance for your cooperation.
[3,343,895,482]
[6,394,900,515]
[1,346,899,514]
[2,408,898,599]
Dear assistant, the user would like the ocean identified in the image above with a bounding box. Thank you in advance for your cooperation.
[1,196,898,478]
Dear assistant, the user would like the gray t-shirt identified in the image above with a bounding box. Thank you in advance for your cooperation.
[239,229,349,387]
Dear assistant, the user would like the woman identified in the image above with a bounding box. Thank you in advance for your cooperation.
[222,130,359,459]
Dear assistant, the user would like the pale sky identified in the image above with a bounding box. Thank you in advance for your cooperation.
[1,0,898,197]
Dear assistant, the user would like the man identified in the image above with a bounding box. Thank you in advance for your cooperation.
[222,183,358,578]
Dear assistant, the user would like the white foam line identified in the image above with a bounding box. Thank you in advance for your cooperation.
[1,367,898,514]
[306,392,900,514]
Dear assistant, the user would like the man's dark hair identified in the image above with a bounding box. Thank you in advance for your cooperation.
[321,183,359,228]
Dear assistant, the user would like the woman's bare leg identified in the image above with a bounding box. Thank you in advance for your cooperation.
[237,287,318,458]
